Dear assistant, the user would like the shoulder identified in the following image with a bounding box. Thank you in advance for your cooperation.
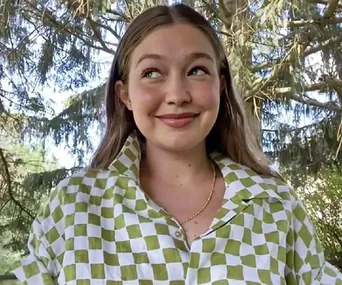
[34,168,121,227]
[211,152,299,205]
[57,167,120,190]
[259,174,299,203]
[43,168,120,209]
[57,168,118,188]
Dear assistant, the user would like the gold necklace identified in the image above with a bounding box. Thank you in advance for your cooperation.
[180,161,216,225]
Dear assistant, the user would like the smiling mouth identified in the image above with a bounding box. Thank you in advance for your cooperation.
[156,113,199,119]
[156,113,199,128]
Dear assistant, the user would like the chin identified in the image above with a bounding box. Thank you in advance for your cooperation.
[153,133,207,153]
[138,122,213,153]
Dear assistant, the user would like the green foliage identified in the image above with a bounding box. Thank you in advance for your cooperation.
[283,165,342,270]
[264,109,341,182]
[0,247,22,275]
[0,140,80,253]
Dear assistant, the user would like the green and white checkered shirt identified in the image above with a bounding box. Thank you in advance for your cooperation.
[14,133,342,284]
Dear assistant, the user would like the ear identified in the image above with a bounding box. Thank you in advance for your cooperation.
[115,80,132,110]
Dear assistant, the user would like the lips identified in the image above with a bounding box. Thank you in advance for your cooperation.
[156,113,199,119]
[156,113,199,128]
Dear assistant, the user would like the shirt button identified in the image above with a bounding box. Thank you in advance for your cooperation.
[175,231,182,238]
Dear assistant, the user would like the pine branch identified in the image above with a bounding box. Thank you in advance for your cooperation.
[202,0,231,28]
[0,199,10,213]
[0,148,35,219]
[61,0,90,17]
[105,9,130,22]
[251,36,342,73]
[310,0,342,9]
[22,14,84,64]
[285,17,342,28]
[247,76,342,112]
[95,16,121,40]
[305,36,342,57]
[324,0,340,18]
[123,0,133,21]
[86,18,111,52]
[274,84,341,112]
[27,3,115,54]
[218,0,234,27]
[262,117,331,134]
[0,90,32,111]
[6,26,32,88]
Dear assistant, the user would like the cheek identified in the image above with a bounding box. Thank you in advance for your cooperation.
[194,82,221,108]
[128,83,162,115]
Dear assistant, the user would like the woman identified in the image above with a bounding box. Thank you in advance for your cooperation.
[14,3,342,285]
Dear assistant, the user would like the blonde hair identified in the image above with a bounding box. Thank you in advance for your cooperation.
[90,4,275,177]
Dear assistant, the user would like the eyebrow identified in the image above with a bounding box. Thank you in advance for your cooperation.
[136,52,215,67]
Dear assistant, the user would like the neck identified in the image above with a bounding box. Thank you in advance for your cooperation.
[140,142,213,186]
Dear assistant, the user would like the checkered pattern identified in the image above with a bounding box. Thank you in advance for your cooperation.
[13,133,342,284]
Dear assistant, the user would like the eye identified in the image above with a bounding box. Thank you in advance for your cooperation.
[188,66,208,76]
[142,69,162,79]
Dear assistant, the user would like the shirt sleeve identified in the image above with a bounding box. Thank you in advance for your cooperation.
[285,190,342,284]
[13,187,63,284]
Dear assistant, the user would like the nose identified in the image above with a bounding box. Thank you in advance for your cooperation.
[165,74,191,106]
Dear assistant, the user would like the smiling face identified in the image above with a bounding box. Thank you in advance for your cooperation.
[116,23,222,153]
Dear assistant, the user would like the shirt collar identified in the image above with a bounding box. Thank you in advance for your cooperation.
[108,131,141,181]
[108,132,283,203]
[210,152,283,203]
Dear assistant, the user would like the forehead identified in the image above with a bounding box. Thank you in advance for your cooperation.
[130,23,217,64]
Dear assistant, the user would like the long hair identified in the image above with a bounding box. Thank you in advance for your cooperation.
[90,4,275,177]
